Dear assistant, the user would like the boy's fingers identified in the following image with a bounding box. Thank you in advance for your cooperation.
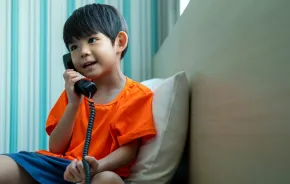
[64,163,77,182]
[69,159,82,182]
[85,156,99,172]
[71,76,84,83]
[64,169,75,182]
[77,160,85,180]
[64,71,81,79]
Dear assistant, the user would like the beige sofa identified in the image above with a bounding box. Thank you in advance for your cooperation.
[153,0,290,183]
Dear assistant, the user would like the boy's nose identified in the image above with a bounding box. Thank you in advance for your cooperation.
[81,46,91,58]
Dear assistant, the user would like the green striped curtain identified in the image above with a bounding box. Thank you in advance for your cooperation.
[0,0,158,153]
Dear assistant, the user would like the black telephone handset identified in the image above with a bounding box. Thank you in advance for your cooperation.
[63,53,97,99]
[63,53,96,184]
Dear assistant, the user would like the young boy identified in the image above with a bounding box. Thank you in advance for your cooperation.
[0,3,156,184]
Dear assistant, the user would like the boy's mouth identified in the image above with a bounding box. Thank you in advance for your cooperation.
[83,61,97,68]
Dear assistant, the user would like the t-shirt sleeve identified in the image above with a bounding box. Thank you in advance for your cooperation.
[45,90,68,136]
[113,90,157,146]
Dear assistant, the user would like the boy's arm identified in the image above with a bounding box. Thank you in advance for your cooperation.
[48,70,84,154]
[64,140,140,183]
[48,103,79,154]
[95,139,140,173]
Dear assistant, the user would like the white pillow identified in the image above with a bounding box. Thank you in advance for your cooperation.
[126,71,190,184]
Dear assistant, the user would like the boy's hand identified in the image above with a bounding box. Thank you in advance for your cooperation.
[64,159,85,183]
[64,156,99,183]
[63,69,84,106]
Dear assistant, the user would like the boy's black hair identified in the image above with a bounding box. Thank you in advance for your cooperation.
[63,3,128,59]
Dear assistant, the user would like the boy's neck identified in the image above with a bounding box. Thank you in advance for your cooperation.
[90,68,127,104]
[91,68,126,91]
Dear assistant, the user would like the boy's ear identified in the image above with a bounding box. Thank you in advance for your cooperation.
[115,31,128,53]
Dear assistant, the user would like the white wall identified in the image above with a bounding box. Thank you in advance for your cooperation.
[153,0,290,183]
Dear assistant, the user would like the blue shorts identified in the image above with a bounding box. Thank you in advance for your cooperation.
[5,151,73,184]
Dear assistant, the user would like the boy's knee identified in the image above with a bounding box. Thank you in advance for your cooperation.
[91,171,124,184]
[0,155,37,184]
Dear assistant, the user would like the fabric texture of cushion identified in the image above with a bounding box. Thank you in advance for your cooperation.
[125,71,190,184]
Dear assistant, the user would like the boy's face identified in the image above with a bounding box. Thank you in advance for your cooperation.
[68,32,126,79]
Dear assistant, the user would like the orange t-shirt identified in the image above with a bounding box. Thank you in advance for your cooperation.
[36,77,157,177]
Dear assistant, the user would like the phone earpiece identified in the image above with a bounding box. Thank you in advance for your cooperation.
[63,53,97,98]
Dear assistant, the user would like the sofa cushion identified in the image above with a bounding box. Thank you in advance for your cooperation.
[126,71,190,184]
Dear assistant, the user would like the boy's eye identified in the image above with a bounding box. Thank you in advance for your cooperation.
[88,37,97,43]
[70,45,77,51]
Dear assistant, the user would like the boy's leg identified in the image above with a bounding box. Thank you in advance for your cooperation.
[80,171,124,184]
[0,155,38,184]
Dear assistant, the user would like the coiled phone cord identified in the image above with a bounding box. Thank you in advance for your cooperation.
[82,99,95,184]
